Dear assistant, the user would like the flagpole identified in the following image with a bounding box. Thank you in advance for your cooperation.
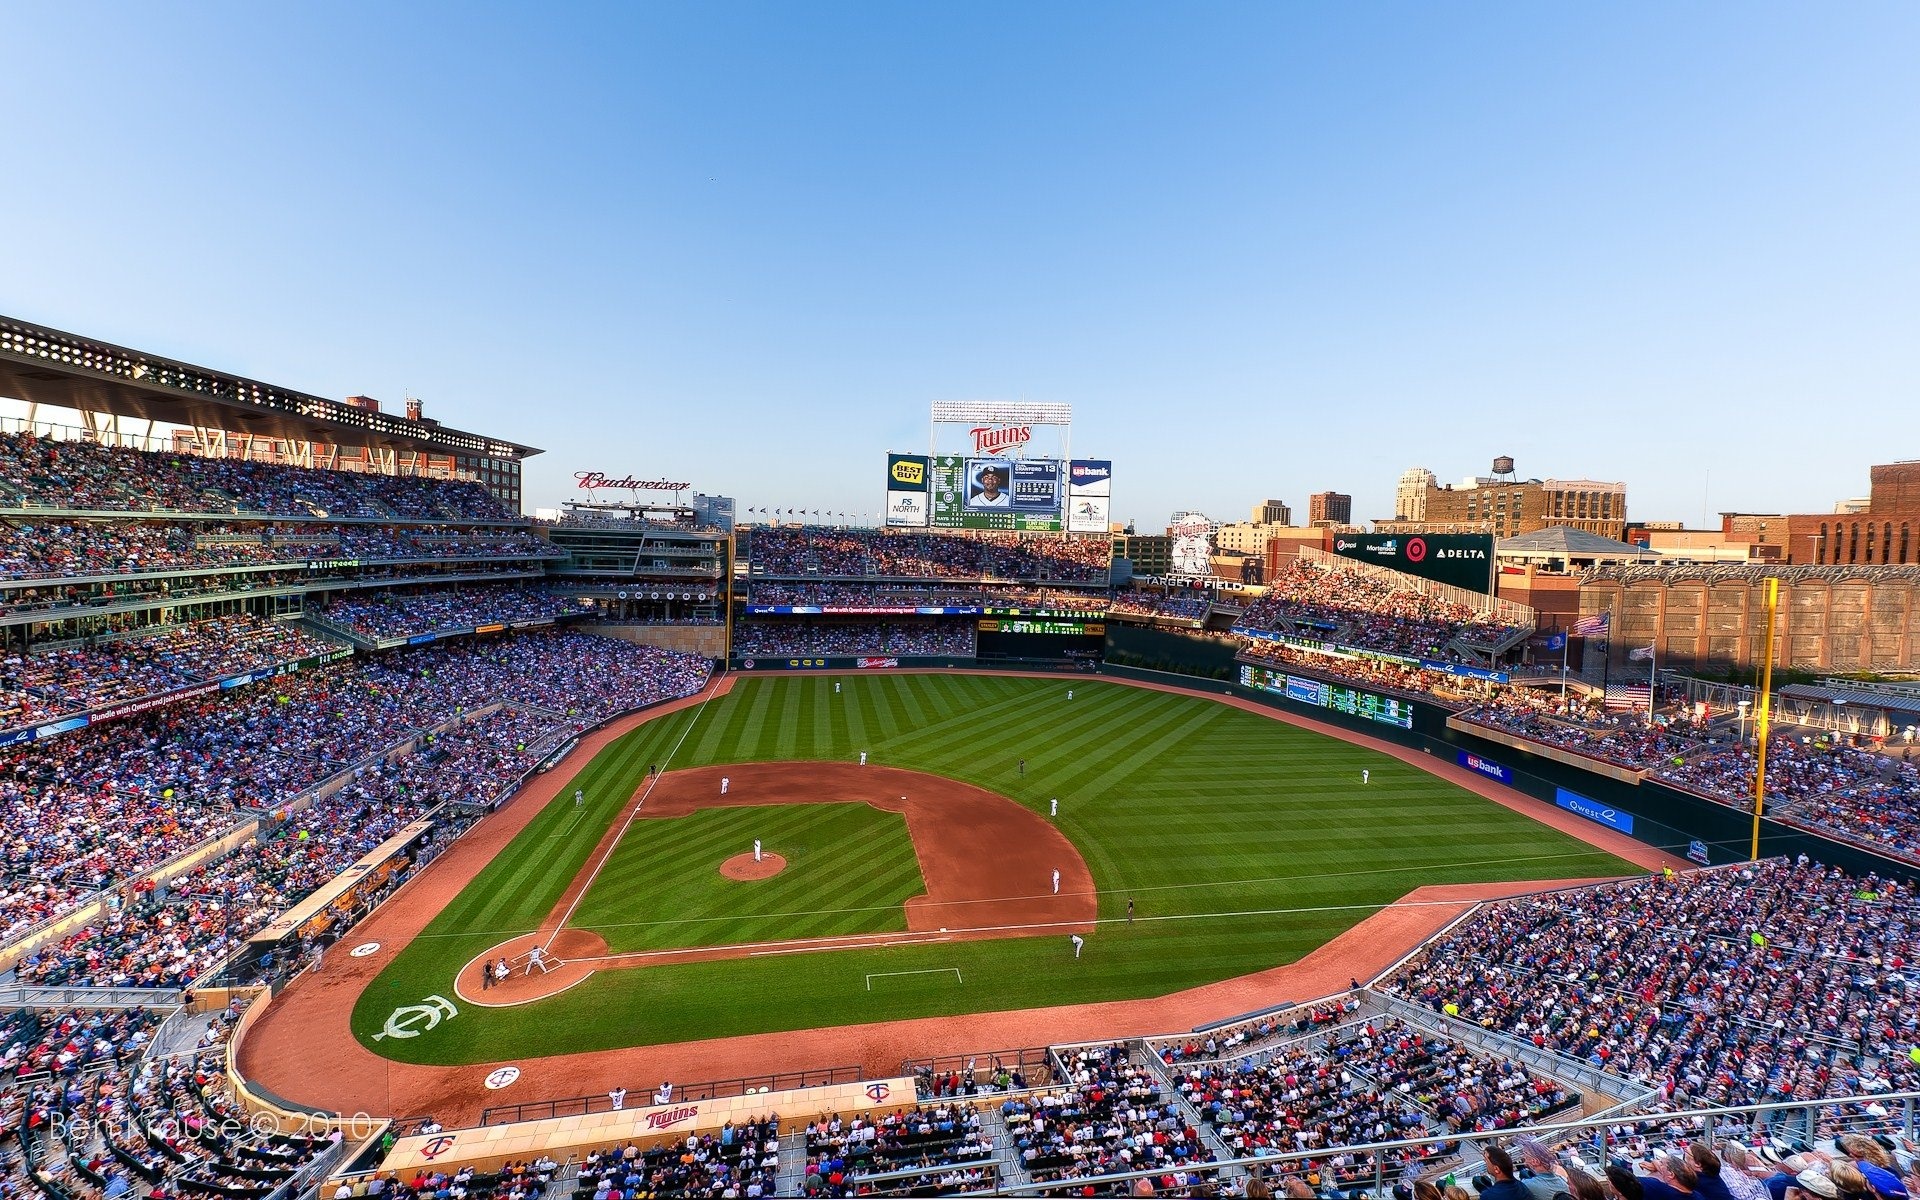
[1647,639,1657,722]
[1560,631,1569,702]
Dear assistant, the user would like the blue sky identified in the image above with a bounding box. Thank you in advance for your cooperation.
[2,4,1916,529]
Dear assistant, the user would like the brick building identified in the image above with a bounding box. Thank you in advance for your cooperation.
[1576,562,1920,673]
[1764,460,1920,565]
[1307,491,1352,526]
[1378,476,1627,541]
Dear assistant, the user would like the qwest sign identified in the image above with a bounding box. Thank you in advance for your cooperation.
[574,471,691,492]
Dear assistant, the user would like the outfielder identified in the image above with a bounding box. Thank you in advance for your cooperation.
[721,776,730,795]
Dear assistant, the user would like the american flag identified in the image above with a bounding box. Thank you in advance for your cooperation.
[1572,611,1611,638]
[1604,684,1652,711]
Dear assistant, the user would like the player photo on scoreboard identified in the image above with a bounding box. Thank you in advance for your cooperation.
[964,458,1015,509]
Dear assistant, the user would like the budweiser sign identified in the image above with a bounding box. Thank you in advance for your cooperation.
[968,425,1032,456]
[644,1104,700,1131]
[574,471,690,492]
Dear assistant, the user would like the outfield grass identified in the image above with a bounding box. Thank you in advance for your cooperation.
[570,803,923,952]
[353,674,1637,1064]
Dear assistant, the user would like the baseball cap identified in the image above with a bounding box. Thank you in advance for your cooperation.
[1796,1171,1840,1199]
[1859,1163,1908,1200]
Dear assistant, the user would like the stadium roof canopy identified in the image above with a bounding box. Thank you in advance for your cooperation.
[1778,684,1920,721]
[1496,527,1651,559]
[0,314,540,460]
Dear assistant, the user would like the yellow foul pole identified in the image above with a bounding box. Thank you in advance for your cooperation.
[1751,576,1779,861]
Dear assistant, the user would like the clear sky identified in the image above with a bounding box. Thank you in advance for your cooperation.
[2,3,1916,530]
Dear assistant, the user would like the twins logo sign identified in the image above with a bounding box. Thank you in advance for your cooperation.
[864,1082,892,1103]
[419,1136,457,1161]
[373,995,458,1041]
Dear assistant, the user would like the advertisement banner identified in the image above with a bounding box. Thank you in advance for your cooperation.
[929,455,1063,531]
[884,453,931,528]
[1554,787,1634,834]
[1168,511,1214,577]
[1456,750,1514,785]
[857,657,900,669]
[1687,840,1711,865]
[1066,460,1113,534]
[1328,533,1496,594]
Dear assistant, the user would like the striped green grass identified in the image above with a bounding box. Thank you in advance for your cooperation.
[353,675,1635,1065]
[569,804,922,953]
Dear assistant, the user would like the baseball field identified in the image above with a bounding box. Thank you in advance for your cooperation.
[351,673,1636,1066]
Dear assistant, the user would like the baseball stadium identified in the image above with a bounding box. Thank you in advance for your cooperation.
[1,315,1919,1200]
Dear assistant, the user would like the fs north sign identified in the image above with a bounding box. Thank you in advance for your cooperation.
[1328,533,1495,594]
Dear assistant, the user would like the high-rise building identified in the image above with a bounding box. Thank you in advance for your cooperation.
[1251,498,1291,525]
[1395,468,1436,521]
[1307,491,1351,526]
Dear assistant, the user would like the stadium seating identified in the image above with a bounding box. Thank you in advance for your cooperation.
[1385,859,1919,1108]
[746,581,1108,612]
[732,617,977,657]
[0,431,516,521]
[309,585,588,641]
[749,528,1109,583]
[0,632,710,942]
[1236,561,1521,660]
[0,520,552,583]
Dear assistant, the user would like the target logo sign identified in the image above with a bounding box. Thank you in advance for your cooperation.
[1406,537,1428,563]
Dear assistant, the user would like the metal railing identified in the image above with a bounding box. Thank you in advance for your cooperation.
[478,1066,866,1125]
[937,1090,1920,1196]
[0,984,184,1009]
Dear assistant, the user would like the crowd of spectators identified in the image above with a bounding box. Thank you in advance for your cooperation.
[0,615,342,729]
[0,630,710,937]
[802,1105,994,1195]
[568,1118,782,1198]
[1387,859,1920,1109]
[1006,1044,1218,1189]
[1240,640,1487,706]
[746,581,1108,613]
[1110,590,1211,622]
[749,528,1110,583]
[0,519,552,583]
[0,431,516,521]
[1458,691,1708,772]
[1237,562,1520,659]
[733,618,976,658]
[311,586,588,641]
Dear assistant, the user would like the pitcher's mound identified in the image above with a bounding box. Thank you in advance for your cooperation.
[720,852,787,880]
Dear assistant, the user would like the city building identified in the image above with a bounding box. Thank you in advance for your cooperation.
[1395,467,1436,521]
[1767,460,1920,565]
[1307,491,1351,526]
[1381,474,1628,541]
[1251,498,1291,525]
[1111,532,1172,577]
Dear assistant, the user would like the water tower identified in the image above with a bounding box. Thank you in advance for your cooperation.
[1491,455,1516,482]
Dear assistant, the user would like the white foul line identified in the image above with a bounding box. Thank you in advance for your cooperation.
[866,967,963,990]
[544,680,720,949]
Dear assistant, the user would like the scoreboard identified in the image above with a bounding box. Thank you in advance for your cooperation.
[978,618,1105,636]
[1239,664,1414,729]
